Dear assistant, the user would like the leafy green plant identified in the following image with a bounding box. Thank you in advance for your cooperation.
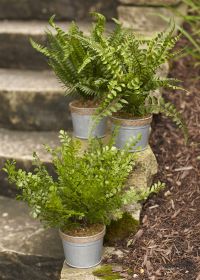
[4,131,151,230]
[163,0,200,66]
[30,13,109,102]
[177,0,200,66]
[31,13,187,139]
[70,14,187,139]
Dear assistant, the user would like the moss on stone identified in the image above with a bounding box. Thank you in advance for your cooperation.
[105,212,139,244]
[92,265,121,280]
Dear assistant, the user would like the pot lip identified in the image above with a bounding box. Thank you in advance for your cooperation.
[59,225,106,243]
[69,100,98,115]
[110,114,152,126]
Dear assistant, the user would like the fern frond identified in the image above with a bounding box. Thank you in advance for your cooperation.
[91,12,106,44]
[160,99,188,142]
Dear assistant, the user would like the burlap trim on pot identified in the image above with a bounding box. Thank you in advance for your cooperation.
[110,115,152,127]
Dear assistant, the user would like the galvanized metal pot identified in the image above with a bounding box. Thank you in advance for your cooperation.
[59,226,106,268]
[110,115,152,152]
[69,101,107,139]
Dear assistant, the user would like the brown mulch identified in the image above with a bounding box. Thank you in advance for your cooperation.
[105,38,200,279]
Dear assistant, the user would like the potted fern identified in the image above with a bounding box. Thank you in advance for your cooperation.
[3,131,145,268]
[30,14,109,139]
[74,15,188,150]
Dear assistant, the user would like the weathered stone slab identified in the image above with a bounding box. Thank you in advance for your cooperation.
[60,247,124,280]
[127,146,158,191]
[0,196,64,258]
[0,251,63,280]
[119,0,181,6]
[0,69,74,131]
[124,146,157,219]
[0,0,117,20]
[118,3,188,37]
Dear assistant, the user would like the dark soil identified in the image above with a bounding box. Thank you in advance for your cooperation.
[104,37,200,279]
[63,223,104,237]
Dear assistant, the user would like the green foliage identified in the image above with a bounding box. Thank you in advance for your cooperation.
[3,131,145,230]
[31,13,187,139]
[121,181,166,208]
[72,15,187,139]
[163,0,200,66]
[30,14,109,101]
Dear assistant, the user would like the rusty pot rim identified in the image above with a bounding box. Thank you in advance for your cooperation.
[69,100,98,115]
[110,115,152,127]
[59,225,106,244]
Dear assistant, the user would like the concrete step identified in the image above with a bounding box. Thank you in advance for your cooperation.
[0,251,62,280]
[0,0,117,21]
[0,196,63,279]
[0,20,85,70]
[0,196,64,258]
[0,20,113,70]
[0,128,59,197]
[0,68,74,131]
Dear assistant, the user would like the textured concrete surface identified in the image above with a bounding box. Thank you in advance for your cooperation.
[0,196,64,258]
[119,0,181,6]
[118,3,188,37]
[0,0,117,20]
[0,129,59,163]
[0,251,63,280]
[60,247,124,280]
[0,69,74,130]
[0,20,114,70]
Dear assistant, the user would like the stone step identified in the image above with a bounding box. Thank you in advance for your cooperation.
[0,20,113,70]
[0,0,117,21]
[0,251,63,280]
[0,196,64,258]
[0,128,59,197]
[0,68,74,131]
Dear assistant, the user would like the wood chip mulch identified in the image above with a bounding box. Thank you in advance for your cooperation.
[105,38,200,280]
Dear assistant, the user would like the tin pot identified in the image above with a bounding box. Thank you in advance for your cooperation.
[110,115,152,152]
[59,225,106,268]
[69,101,107,139]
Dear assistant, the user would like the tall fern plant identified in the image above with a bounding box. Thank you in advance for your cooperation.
[30,14,109,102]
[73,15,188,140]
[31,13,187,140]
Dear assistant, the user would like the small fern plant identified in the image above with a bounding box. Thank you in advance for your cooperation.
[4,131,157,230]
[72,14,188,140]
[30,13,109,104]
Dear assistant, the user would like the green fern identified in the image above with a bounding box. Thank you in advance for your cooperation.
[73,18,187,139]
[30,13,187,139]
